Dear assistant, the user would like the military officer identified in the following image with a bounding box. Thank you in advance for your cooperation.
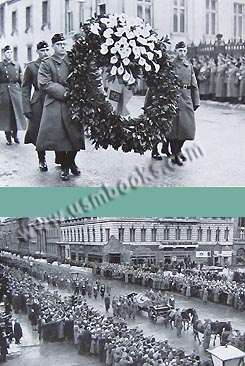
[22,41,50,171]
[36,33,85,181]
[167,41,200,166]
[0,45,26,145]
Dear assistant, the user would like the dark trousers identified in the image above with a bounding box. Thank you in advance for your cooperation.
[55,151,77,169]
[5,100,18,139]
[37,151,46,162]
[170,140,185,155]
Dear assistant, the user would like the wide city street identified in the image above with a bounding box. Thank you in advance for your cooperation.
[0,100,245,187]
[3,266,245,366]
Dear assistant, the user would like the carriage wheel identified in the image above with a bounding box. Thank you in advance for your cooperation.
[149,310,157,323]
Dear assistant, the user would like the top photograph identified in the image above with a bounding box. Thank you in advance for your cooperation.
[0,0,244,187]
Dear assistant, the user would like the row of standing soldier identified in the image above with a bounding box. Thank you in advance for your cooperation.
[192,54,245,103]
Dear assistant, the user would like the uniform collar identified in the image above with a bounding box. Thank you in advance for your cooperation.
[174,57,189,67]
[51,52,68,65]
[3,59,16,66]
[34,58,42,67]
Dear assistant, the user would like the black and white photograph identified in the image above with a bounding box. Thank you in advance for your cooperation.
[0,0,244,187]
[0,216,245,365]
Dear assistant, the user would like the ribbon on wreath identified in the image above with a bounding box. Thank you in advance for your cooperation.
[106,77,133,117]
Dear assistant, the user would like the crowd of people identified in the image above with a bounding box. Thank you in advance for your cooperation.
[0,263,210,366]
[92,263,245,311]
[191,54,245,103]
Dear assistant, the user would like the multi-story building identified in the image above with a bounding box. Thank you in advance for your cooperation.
[0,0,244,67]
[59,217,234,266]
[233,217,245,265]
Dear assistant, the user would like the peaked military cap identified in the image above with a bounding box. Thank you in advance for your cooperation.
[51,33,65,44]
[175,41,186,49]
[37,41,49,50]
[3,45,11,52]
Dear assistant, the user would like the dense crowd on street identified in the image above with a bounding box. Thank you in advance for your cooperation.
[190,54,245,104]
[93,263,245,311]
[0,263,209,366]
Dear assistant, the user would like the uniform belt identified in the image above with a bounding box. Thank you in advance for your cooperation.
[182,85,191,90]
[1,80,18,84]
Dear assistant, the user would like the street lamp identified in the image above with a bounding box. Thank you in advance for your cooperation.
[207,345,245,366]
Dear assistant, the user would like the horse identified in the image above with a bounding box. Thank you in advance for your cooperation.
[192,313,232,346]
[167,308,196,331]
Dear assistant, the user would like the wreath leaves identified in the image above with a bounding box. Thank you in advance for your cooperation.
[67,14,179,154]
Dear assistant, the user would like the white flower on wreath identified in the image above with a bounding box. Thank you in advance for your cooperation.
[119,47,131,59]
[139,57,146,66]
[147,42,155,51]
[132,46,141,59]
[144,62,152,72]
[100,44,109,55]
[105,37,114,46]
[152,62,161,73]
[115,27,125,37]
[122,58,130,66]
[103,28,114,38]
[154,49,163,58]
[117,64,124,75]
[128,75,136,85]
[123,70,131,81]
[90,23,100,35]
[110,65,117,76]
[129,39,136,48]
[137,36,148,46]
[101,15,118,28]
[146,52,154,61]
[110,55,118,64]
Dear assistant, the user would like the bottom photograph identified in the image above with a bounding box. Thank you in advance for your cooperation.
[0,217,245,366]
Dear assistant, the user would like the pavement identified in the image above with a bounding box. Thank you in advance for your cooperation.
[4,268,245,366]
[0,99,245,187]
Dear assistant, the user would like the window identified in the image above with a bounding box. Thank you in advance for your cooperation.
[12,11,17,35]
[81,227,85,241]
[65,0,73,34]
[216,227,220,242]
[197,227,203,241]
[164,227,169,240]
[118,227,124,242]
[87,227,90,242]
[105,228,110,241]
[42,1,49,28]
[79,2,85,27]
[173,0,186,33]
[26,6,32,32]
[206,0,217,35]
[100,226,103,242]
[13,47,18,61]
[175,226,181,240]
[77,228,81,242]
[93,227,96,242]
[0,5,5,37]
[141,228,146,242]
[27,46,32,62]
[74,229,77,241]
[130,227,136,242]
[240,229,245,239]
[234,3,244,39]
[207,227,212,242]
[187,227,192,240]
[224,227,229,241]
[98,4,106,15]
[151,227,157,241]
[137,0,153,25]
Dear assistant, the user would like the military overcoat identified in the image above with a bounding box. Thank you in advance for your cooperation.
[22,59,45,144]
[0,60,26,131]
[36,53,85,151]
[167,58,200,141]
[215,63,227,98]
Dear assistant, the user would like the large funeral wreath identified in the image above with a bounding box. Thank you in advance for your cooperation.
[68,14,179,154]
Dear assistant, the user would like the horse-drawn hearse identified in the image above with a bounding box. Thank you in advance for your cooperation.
[128,292,172,323]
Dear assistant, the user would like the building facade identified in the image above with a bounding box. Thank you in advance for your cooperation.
[233,217,245,265]
[59,217,234,266]
[0,0,244,68]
